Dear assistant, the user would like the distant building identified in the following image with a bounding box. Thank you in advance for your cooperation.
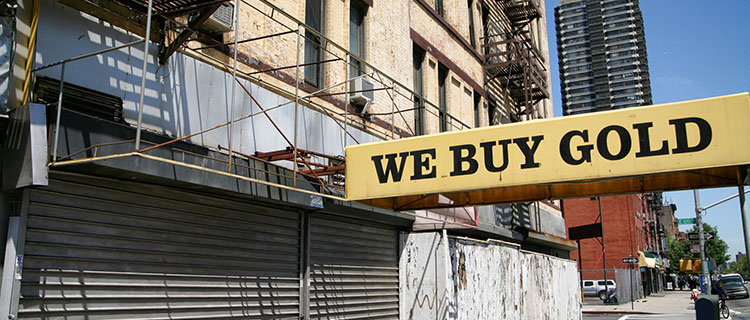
[555,0,652,115]
[556,0,662,296]
[660,203,678,240]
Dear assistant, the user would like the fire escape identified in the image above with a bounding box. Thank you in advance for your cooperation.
[483,0,549,121]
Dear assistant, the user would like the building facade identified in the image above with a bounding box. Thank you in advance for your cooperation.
[555,0,652,115]
[0,0,580,318]
[563,193,667,298]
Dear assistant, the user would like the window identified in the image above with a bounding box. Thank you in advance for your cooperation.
[567,57,592,65]
[438,63,448,132]
[564,36,588,44]
[435,0,444,17]
[565,64,592,73]
[604,0,629,7]
[603,6,628,15]
[606,35,632,44]
[563,50,590,59]
[612,95,639,103]
[468,0,476,48]
[568,94,596,102]
[608,50,635,58]
[568,87,594,94]
[567,72,593,80]
[560,1,586,10]
[603,13,630,22]
[611,80,638,87]
[413,45,426,136]
[609,64,637,73]
[583,281,594,286]
[473,91,481,127]
[305,0,325,87]
[605,28,632,37]
[349,0,367,77]
[607,57,635,66]
[609,72,635,80]
[562,14,586,23]
[612,87,639,95]
[569,79,593,87]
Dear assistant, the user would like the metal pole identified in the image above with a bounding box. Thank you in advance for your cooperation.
[293,25,301,188]
[630,253,634,310]
[343,54,349,149]
[694,189,710,293]
[599,197,609,302]
[52,63,65,162]
[577,239,583,302]
[227,0,241,173]
[701,188,750,211]
[134,0,154,151]
[32,39,145,72]
[738,185,750,278]
[391,82,396,140]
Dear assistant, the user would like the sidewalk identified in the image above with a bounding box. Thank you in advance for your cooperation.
[582,290,694,314]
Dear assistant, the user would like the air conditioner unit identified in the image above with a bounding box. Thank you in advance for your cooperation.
[349,77,374,114]
[198,2,235,34]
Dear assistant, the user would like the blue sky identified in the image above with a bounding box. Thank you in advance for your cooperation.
[544,0,750,261]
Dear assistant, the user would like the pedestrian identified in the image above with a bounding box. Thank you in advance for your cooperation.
[678,277,685,290]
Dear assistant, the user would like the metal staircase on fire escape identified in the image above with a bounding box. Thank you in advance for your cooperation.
[483,0,549,121]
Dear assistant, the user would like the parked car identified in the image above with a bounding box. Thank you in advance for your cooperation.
[713,274,750,299]
[582,280,617,300]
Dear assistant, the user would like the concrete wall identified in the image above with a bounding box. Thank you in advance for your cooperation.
[401,232,581,320]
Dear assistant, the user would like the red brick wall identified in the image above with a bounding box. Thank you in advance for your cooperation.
[564,194,651,280]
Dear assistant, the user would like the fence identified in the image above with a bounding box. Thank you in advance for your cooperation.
[581,268,643,304]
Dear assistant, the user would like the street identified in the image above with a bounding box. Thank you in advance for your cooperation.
[726,293,750,320]
[583,315,690,320]
[584,284,750,320]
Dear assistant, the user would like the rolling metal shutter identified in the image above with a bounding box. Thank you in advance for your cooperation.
[18,175,301,319]
[308,215,399,319]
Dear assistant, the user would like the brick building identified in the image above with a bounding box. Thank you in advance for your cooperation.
[564,193,666,296]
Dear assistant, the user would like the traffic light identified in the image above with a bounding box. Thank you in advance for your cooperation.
[680,258,703,273]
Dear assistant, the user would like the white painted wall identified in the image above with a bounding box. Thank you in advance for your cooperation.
[401,233,582,320]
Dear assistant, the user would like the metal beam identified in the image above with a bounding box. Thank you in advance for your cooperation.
[158,3,220,64]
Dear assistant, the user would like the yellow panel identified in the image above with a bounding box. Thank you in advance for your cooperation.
[346,93,750,208]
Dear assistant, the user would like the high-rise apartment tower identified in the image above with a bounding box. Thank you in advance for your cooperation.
[555,0,652,115]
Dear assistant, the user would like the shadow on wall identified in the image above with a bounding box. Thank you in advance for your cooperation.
[34,1,380,161]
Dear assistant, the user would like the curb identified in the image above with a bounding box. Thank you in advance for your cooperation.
[582,310,654,315]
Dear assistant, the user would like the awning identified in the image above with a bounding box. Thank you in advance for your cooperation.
[639,251,656,268]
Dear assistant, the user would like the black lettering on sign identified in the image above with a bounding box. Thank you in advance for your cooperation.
[670,117,712,154]
[480,139,511,172]
[371,152,409,183]
[633,122,669,158]
[513,135,544,169]
[597,125,631,160]
[449,144,478,176]
[560,130,593,165]
[410,149,437,180]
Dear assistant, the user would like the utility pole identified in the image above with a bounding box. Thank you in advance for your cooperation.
[739,185,750,279]
[694,190,710,292]
[598,197,610,302]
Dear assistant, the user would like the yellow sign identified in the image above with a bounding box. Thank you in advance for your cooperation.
[345,93,750,208]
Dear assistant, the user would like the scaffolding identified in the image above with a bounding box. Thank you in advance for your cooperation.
[21,0,548,227]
